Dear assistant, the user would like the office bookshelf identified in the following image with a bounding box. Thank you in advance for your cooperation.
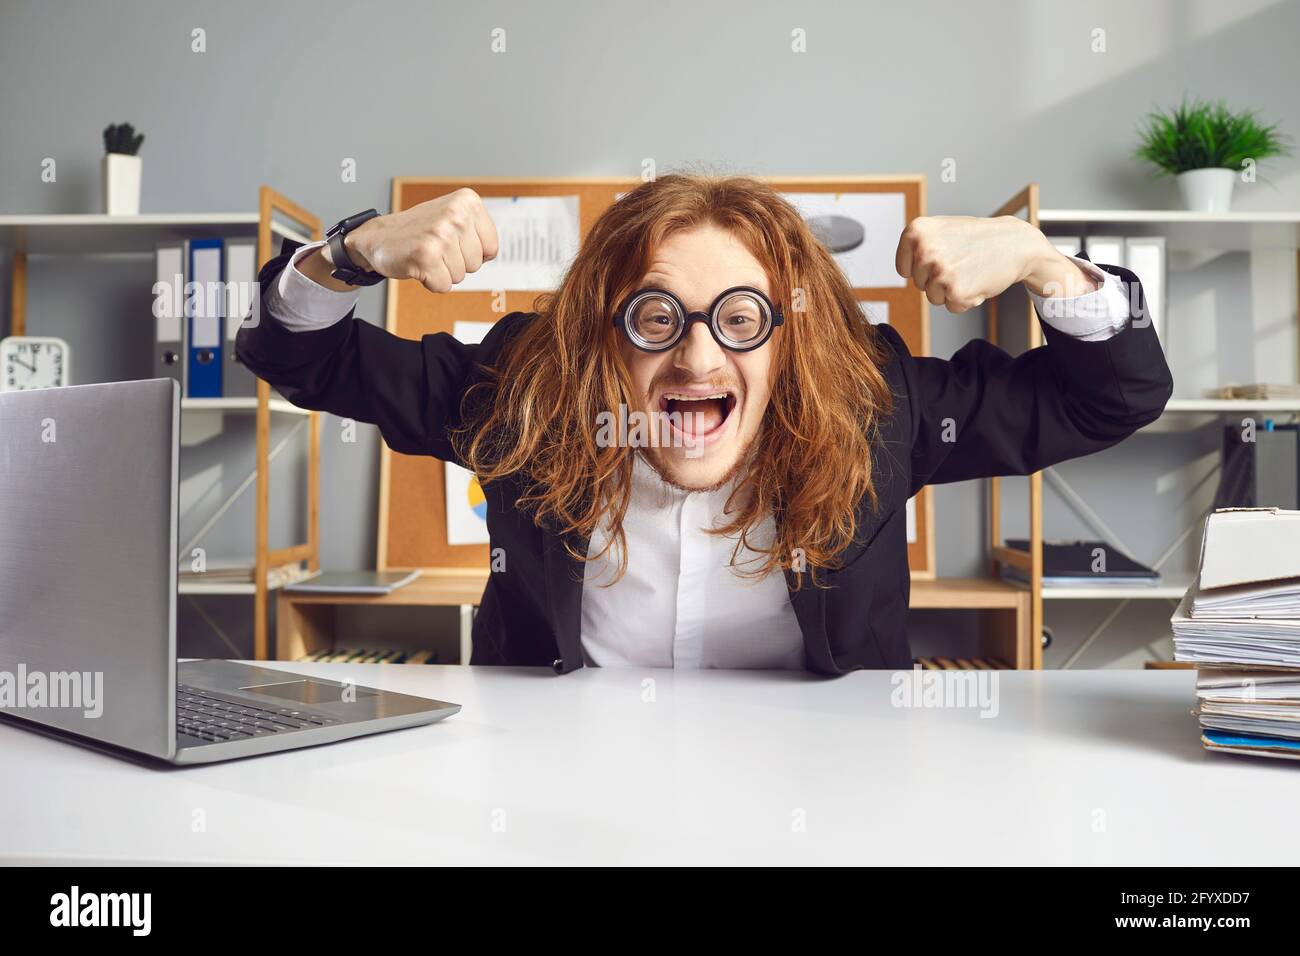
[0,187,323,659]
[987,185,1300,662]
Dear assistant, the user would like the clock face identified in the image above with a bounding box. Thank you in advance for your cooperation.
[2,337,70,391]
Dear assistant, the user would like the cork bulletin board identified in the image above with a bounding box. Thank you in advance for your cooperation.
[378,175,934,578]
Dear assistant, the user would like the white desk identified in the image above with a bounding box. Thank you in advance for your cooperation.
[2,664,1297,865]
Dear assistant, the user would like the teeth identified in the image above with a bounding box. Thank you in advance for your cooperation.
[663,392,729,401]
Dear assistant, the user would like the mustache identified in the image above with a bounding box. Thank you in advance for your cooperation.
[644,374,742,398]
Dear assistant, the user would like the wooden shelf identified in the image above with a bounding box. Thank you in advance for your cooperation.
[909,576,1026,609]
[281,568,488,607]
[278,573,1029,665]
[276,569,489,662]
[909,577,1032,669]
[279,573,1027,664]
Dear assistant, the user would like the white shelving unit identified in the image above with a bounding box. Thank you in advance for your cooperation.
[1037,209,1300,252]
[988,187,1300,666]
[1162,398,1300,413]
[2,188,324,658]
[1040,569,1197,602]
[1140,398,1300,433]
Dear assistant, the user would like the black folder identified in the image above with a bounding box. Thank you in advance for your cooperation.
[1004,539,1159,584]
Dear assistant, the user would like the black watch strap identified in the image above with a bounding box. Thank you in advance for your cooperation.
[325,209,384,287]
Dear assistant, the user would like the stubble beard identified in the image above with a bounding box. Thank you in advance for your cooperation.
[640,433,761,495]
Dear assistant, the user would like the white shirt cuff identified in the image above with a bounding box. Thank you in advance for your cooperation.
[264,240,362,332]
[1029,256,1130,342]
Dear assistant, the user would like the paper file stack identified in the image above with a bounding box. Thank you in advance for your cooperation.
[1194,670,1300,759]
[1212,383,1300,401]
[1172,508,1300,760]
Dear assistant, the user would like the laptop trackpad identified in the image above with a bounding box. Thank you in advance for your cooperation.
[238,678,377,705]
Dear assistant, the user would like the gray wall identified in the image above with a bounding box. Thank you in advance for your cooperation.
[3,0,1300,663]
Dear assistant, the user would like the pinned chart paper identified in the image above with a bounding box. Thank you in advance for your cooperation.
[452,195,581,292]
[444,320,497,545]
[782,192,906,289]
[452,320,494,344]
[445,462,490,545]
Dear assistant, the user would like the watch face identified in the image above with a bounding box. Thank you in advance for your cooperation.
[2,337,69,391]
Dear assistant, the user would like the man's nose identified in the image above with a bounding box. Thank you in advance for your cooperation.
[672,321,726,379]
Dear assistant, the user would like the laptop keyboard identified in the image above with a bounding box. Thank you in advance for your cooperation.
[177,685,340,745]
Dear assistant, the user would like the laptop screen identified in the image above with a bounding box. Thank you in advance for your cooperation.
[0,379,178,759]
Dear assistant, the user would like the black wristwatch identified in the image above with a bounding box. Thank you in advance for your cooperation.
[325,208,384,286]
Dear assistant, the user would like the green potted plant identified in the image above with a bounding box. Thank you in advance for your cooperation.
[102,122,145,215]
[1135,98,1290,212]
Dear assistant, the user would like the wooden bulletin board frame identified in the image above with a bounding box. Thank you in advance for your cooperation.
[378,175,934,578]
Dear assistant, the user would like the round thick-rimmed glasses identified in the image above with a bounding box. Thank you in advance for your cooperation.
[613,286,784,353]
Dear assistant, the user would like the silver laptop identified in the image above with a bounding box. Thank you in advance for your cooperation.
[0,378,459,765]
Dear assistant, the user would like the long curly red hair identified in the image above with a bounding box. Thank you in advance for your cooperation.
[455,174,894,587]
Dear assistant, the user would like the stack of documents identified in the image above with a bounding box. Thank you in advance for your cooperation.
[1173,583,1300,667]
[1195,670,1300,760]
[177,560,305,589]
[1213,383,1300,401]
[1172,508,1300,760]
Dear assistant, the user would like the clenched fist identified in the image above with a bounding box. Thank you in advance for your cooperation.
[895,215,1097,313]
[307,189,500,294]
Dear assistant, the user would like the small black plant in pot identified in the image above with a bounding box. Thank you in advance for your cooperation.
[102,122,145,214]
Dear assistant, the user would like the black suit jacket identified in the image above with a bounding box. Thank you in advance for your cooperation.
[237,242,1172,674]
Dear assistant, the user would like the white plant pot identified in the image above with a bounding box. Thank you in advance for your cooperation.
[1176,167,1235,213]
[102,153,142,215]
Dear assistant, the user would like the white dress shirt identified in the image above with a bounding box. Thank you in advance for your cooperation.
[580,454,805,669]
[265,241,1129,668]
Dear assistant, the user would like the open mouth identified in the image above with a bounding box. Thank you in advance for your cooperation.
[658,390,738,439]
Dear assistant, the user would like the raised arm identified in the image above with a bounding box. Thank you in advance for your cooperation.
[235,189,502,461]
[887,215,1173,492]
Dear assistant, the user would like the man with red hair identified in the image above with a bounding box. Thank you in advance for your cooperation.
[237,176,1171,673]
